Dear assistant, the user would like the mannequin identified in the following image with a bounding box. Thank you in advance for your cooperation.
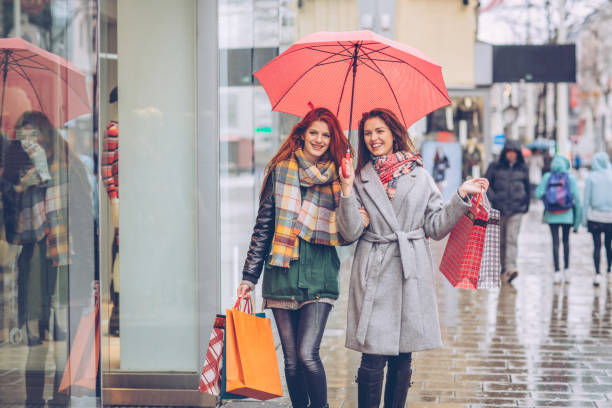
[462,137,483,180]
[8,14,50,49]
[103,87,120,336]
[456,97,481,140]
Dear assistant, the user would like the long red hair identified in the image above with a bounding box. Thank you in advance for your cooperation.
[356,108,417,175]
[261,107,348,196]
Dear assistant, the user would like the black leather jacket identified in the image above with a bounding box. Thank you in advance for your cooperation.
[242,174,275,284]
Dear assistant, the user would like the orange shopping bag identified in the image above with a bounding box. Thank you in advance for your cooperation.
[225,298,283,401]
[58,284,100,392]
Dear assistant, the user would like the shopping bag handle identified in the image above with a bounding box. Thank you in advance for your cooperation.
[233,297,254,315]
[480,187,491,211]
[472,191,483,216]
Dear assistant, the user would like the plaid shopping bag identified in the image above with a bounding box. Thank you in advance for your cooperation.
[439,193,488,290]
[477,203,501,289]
[199,315,226,396]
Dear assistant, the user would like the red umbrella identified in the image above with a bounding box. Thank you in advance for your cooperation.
[0,38,90,132]
[254,30,451,133]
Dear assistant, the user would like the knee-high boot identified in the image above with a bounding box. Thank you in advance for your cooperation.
[357,366,384,408]
[383,368,412,408]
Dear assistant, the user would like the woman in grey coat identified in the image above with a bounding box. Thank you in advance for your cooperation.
[337,109,489,408]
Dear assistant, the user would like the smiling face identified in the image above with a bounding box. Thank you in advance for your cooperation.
[302,120,331,162]
[363,116,394,157]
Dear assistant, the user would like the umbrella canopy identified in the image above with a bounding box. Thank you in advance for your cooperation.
[526,139,553,151]
[0,38,90,132]
[254,30,451,131]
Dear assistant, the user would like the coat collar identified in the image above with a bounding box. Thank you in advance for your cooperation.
[391,169,418,214]
[360,162,400,231]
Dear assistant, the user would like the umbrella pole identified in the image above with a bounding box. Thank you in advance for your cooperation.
[0,51,10,130]
[342,43,360,178]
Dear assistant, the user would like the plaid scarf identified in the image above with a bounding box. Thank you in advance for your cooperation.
[11,142,70,266]
[372,151,423,200]
[269,148,342,268]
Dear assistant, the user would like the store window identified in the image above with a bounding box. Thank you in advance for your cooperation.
[421,95,487,200]
[99,0,199,376]
[0,0,98,406]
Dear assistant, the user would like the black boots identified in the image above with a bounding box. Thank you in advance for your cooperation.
[357,366,384,408]
[357,366,413,408]
[383,368,412,408]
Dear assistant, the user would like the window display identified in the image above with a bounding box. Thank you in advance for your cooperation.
[425,96,486,181]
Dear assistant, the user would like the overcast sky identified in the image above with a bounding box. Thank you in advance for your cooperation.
[477,0,610,44]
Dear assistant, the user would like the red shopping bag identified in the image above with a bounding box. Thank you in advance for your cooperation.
[199,315,226,396]
[439,193,488,290]
[58,290,100,392]
[225,299,283,401]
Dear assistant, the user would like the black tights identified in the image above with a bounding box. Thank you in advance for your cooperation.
[591,231,612,274]
[272,303,331,408]
[549,224,571,271]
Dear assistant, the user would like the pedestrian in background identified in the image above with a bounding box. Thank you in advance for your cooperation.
[432,146,450,191]
[583,152,612,286]
[535,154,582,284]
[337,108,488,408]
[528,148,544,200]
[237,107,349,408]
[484,140,530,284]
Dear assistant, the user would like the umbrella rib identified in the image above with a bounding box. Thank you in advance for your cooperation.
[8,64,47,114]
[335,56,355,118]
[8,51,55,74]
[303,46,353,58]
[359,50,408,127]
[360,45,451,104]
[10,51,55,71]
[9,51,90,109]
[277,43,352,60]
[357,59,384,76]
[272,51,347,110]
[316,57,353,66]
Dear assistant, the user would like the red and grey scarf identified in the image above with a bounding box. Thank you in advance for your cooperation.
[372,151,423,200]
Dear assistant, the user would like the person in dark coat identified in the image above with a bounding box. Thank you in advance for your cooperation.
[484,140,530,284]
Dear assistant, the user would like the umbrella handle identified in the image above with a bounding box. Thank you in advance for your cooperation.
[342,151,351,178]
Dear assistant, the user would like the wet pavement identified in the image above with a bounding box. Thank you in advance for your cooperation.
[224,201,612,408]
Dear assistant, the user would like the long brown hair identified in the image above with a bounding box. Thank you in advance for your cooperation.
[356,108,417,174]
[261,107,348,196]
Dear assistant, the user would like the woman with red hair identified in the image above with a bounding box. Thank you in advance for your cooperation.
[237,107,354,408]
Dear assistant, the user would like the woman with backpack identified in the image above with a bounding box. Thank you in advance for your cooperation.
[583,152,612,286]
[535,154,582,284]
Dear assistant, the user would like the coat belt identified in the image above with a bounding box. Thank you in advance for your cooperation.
[355,228,426,345]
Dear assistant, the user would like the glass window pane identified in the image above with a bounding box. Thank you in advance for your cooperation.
[0,1,98,406]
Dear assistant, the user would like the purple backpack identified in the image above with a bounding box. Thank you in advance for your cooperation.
[542,172,573,213]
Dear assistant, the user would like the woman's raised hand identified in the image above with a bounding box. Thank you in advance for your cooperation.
[339,157,355,197]
[237,283,252,300]
[359,206,370,228]
[458,177,490,198]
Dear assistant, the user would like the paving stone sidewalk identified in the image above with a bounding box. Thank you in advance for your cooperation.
[223,201,612,408]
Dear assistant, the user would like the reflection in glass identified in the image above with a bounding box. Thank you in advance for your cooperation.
[0,1,98,406]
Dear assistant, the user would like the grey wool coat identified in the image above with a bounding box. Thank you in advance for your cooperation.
[337,162,471,355]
